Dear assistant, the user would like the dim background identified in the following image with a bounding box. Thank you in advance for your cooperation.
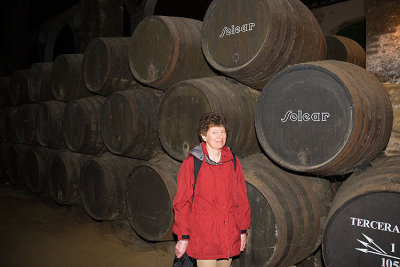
[0,0,399,266]
[1,0,399,83]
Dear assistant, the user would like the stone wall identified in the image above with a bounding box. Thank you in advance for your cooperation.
[366,0,400,83]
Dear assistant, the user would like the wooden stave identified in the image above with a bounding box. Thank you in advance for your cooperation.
[158,76,260,162]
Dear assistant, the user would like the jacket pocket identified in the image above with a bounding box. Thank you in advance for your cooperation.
[230,203,242,229]
[189,211,221,256]
[192,195,213,214]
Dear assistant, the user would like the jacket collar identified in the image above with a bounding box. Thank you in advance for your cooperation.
[190,142,233,166]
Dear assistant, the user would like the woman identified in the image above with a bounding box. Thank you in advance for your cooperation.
[173,112,251,267]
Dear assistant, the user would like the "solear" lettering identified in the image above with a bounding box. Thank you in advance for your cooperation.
[219,23,256,38]
[280,110,330,123]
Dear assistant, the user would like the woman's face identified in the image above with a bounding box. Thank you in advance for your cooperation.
[202,125,227,150]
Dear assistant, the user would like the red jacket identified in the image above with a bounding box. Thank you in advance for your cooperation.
[173,142,251,260]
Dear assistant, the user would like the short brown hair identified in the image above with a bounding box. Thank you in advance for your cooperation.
[197,112,228,137]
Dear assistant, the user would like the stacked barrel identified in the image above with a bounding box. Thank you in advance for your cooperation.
[0,0,398,266]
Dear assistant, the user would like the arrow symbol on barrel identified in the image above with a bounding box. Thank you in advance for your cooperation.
[356,233,400,260]
[357,233,386,254]
[356,248,400,261]
[357,240,384,254]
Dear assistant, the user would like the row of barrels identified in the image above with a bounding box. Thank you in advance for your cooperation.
[0,35,397,267]
[1,60,398,267]
[0,32,365,105]
[0,31,365,106]
[2,62,396,176]
[0,83,162,156]
[0,0,366,104]
[2,141,400,267]
[1,42,395,267]
[1,63,395,177]
[0,142,333,266]
[0,0,379,177]
[0,10,389,176]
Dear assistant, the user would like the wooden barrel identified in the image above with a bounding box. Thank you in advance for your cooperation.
[36,100,66,148]
[10,69,31,105]
[15,103,40,145]
[296,248,324,267]
[100,87,162,160]
[28,62,54,102]
[255,60,393,176]
[158,76,260,161]
[0,106,18,142]
[50,54,94,102]
[47,150,92,205]
[0,76,12,107]
[83,37,143,96]
[79,153,142,220]
[129,15,216,90]
[63,95,106,154]
[233,154,333,267]
[22,146,53,193]
[325,35,366,68]
[322,155,400,267]
[201,0,327,90]
[124,152,180,241]
[4,144,30,185]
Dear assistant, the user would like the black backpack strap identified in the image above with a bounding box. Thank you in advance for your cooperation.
[192,156,202,205]
[193,156,202,183]
[232,152,237,171]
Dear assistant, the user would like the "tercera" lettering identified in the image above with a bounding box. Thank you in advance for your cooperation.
[350,217,400,234]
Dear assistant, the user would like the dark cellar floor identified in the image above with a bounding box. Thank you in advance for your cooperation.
[0,182,174,267]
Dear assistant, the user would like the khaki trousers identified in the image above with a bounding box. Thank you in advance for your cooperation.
[197,258,232,267]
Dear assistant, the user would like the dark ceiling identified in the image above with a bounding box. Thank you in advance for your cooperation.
[0,0,352,75]
[27,0,81,27]
[5,0,350,31]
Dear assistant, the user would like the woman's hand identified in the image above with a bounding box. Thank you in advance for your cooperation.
[175,240,189,258]
[240,234,247,251]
